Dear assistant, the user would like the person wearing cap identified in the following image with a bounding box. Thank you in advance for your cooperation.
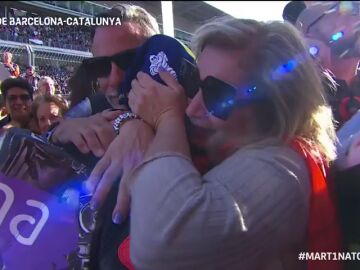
[48,4,212,269]
[0,77,34,130]
[22,65,40,91]
[41,4,161,269]
[297,4,360,269]
[50,4,160,158]
[296,1,360,127]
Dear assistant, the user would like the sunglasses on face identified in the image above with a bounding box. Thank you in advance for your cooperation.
[179,59,266,120]
[307,30,358,59]
[82,48,137,78]
[304,3,359,58]
[7,94,31,102]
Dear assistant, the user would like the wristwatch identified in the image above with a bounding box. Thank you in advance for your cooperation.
[112,112,140,135]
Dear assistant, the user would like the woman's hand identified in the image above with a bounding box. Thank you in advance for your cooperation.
[128,70,187,130]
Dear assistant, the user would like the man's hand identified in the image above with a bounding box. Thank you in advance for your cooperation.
[85,119,154,223]
[51,110,121,157]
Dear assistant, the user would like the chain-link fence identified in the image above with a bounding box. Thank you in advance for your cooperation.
[0,40,92,98]
[0,42,30,68]
[0,27,191,97]
[0,40,91,69]
[33,50,89,67]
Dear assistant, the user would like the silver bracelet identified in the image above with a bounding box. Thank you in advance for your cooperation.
[112,112,140,135]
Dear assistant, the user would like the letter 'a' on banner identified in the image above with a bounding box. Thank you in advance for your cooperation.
[0,174,79,270]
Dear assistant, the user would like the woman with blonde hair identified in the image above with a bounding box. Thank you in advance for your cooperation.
[90,18,344,269]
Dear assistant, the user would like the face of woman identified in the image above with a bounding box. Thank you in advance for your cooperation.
[185,46,252,133]
[37,101,62,133]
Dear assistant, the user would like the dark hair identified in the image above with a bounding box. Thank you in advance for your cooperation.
[0,93,4,108]
[68,63,96,108]
[282,1,306,25]
[1,77,34,100]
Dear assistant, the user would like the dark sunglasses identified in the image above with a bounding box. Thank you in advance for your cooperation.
[304,3,358,57]
[7,94,31,102]
[82,48,137,78]
[179,59,266,120]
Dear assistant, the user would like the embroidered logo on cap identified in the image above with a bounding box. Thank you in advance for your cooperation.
[149,51,177,79]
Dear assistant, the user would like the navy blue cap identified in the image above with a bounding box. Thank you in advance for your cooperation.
[118,34,196,105]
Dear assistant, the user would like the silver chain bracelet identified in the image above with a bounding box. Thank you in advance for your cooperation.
[112,112,140,135]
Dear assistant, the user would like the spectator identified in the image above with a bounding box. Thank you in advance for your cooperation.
[31,94,68,134]
[2,52,20,78]
[296,2,360,127]
[103,17,342,269]
[37,76,56,96]
[0,77,34,130]
[47,4,160,269]
[36,64,73,96]
[306,4,360,269]
[68,5,159,108]
[21,65,40,91]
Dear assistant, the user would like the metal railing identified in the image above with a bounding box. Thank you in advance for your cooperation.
[0,40,85,97]
[0,39,91,66]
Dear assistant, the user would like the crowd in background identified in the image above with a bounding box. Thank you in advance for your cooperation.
[0,6,86,97]
[0,24,91,51]
[15,63,73,96]
[0,51,70,134]
[36,65,72,95]
[0,8,91,51]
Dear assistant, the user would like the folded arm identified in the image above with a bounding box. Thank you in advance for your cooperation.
[127,114,310,269]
